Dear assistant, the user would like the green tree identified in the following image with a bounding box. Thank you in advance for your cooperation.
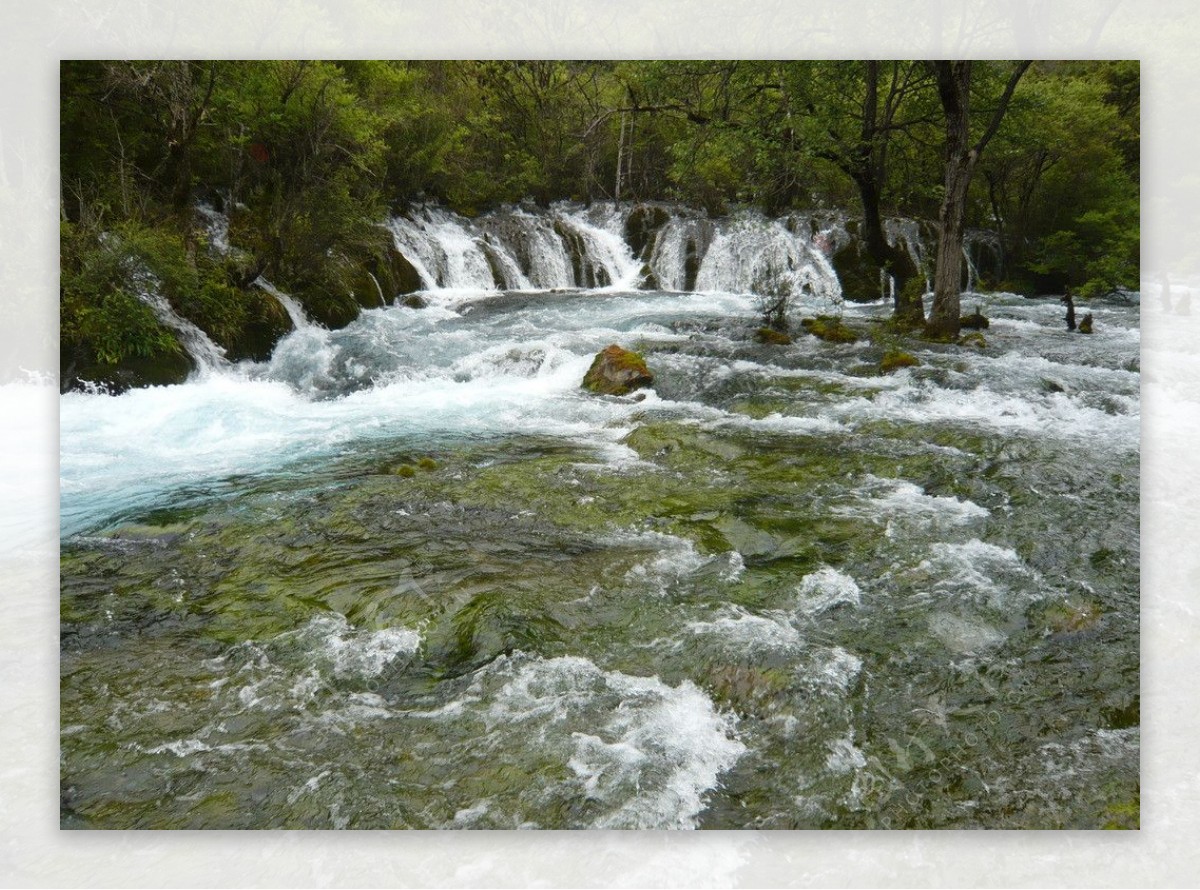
[925,61,1030,339]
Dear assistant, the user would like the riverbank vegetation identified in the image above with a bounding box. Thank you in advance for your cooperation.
[60,61,1138,387]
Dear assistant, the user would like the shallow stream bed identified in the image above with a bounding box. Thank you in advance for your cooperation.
[60,289,1139,829]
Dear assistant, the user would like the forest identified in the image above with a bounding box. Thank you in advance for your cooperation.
[59,60,1138,388]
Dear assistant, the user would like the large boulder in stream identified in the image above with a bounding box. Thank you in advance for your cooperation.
[582,345,654,396]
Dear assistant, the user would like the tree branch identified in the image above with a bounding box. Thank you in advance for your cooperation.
[973,61,1032,156]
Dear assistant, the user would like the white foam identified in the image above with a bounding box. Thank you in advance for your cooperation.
[827,377,1139,449]
[442,654,745,829]
[795,567,862,615]
[840,476,989,530]
[809,646,864,694]
[617,531,711,591]
[685,605,803,653]
[913,539,1037,608]
[306,616,423,678]
[825,735,867,774]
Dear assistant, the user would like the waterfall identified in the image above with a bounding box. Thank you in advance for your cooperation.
[366,271,387,308]
[884,217,932,296]
[198,198,1001,316]
[195,202,232,255]
[479,209,570,289]
[374,202,1005,317]
[385,208,499,290]
[553,205,642,290]
[693,212,843,312]
[647,215,716,291]
[964,229,1001,294]
[255,278,314,330]
[129,267,229,374]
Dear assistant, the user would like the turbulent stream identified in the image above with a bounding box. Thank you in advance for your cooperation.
[60,205,1139,829]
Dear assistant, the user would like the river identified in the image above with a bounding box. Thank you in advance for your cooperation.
[59,205,1139,829]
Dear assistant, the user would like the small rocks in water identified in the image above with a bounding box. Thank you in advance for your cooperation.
[881,349,920,373]
[1078,312,1094,334]
[402,294,428,309]
[800,316,858,343]
[582,344,654,396]
[959,332,987,349]
[755,327,793,345]
[959,307,990,330]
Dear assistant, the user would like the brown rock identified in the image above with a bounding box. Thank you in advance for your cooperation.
[582,345,654,396]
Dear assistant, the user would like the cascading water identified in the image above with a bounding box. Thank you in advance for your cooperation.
[553,206,643,290]
[195,202,231,255]
[964,229,1002,294]
[694,212,843,313]
[478,209,570,289]
[130,267,229,374]
[254,277,313,330]
[885,217,931,295]
[386,207,499,291]
[647,215,716,292]
[381,202,842,308]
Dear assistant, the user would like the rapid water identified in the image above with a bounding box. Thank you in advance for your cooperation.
[60,218,1139,829]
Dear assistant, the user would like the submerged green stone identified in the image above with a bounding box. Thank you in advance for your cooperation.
[880,348,920,373]
[800,315,859,343]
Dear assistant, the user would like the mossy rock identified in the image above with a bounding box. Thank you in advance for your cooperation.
[639,263,661,291]
[394,464,417,478]
[831,244,883,304]
[800,316,858,344]
[959,332,987,349]
[581,344,654,396]
[880,349,920,373]
[897,276,929,318]
[756,327,793,346]
[959,308,990,330]
[1078,313,1094,334]
[625,204,671,260]
[439,589,565,674]
[293,262,363,329]
[417,457,438,471]
[353,224,424,298]
[223,285,292,362]
[65,347,194,394]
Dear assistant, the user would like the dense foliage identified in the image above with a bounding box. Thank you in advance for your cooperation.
[60,60,1138,388]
